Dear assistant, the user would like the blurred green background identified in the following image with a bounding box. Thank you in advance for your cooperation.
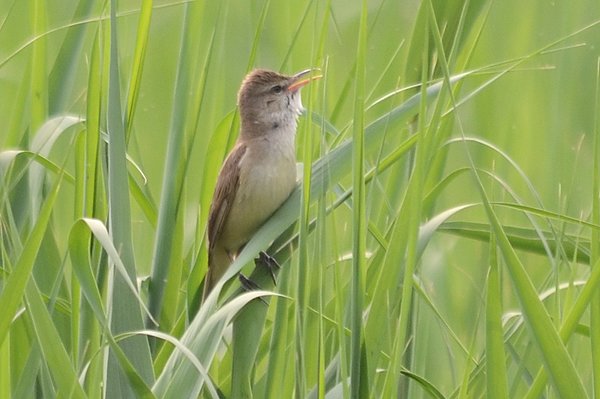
[2,0,600,397]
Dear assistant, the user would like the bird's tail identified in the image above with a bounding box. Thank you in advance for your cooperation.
[202,246,231,302]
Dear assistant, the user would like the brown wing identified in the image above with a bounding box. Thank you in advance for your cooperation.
[207,142,247,252]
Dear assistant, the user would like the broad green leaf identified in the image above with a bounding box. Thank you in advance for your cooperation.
[105,0,154,394]
[69,218,156,398]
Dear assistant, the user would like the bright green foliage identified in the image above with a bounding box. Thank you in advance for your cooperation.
[1,0,600,397]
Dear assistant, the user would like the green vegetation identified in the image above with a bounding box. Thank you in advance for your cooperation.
[1,0,600,397]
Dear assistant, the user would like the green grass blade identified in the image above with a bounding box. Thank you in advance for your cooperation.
[524,255,600,397]
[147,0,204,326]
[30,0,47,135]
[47,0,95,114]
[486,236,509,399]
[400,370,445,399]
[69,220,108,328]
[154,291,276,398]
[106,0,154,394]
[79,28,104,398]
[245,0,270,71]
[349,1,368,398]
[0,169,63,349]
[28,115,83,217]
[263,260,296,398]
[2,55,30,148]
[71,218,155,323]
[84,28,102,218]
[312,9,331,398]
[69,219,158,398]
[485,195,587,398]
[122,330,219,398]
[291,4,321,397]
[23,278,86,398]
[0,150,75,184]
[12,343,42,398]
[231,297,268,398]
[438,220,591,264]
[124,0,153,140]
[0,332,8,398]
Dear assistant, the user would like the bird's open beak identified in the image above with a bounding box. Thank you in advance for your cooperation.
[288,68,322,92]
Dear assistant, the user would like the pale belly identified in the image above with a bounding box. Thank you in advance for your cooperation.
[220,146,296,253]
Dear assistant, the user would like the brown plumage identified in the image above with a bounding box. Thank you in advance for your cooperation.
[202,68,320,300]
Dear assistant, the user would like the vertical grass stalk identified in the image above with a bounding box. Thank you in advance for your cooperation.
[350,0,368,397]
[105,0,154,394]
[485,236,509,398]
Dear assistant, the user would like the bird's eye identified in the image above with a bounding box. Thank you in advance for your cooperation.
[271,85,283,94]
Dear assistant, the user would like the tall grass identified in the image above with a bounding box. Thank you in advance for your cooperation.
[1,0,600,397]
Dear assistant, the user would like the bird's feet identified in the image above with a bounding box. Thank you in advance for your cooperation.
[238,274,268,305]
[237,252,280,304]
[255,251,280,285]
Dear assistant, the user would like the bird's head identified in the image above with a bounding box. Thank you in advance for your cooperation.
[237,68,321,137]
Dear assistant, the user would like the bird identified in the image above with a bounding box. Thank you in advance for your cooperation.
[202,68,321,300]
